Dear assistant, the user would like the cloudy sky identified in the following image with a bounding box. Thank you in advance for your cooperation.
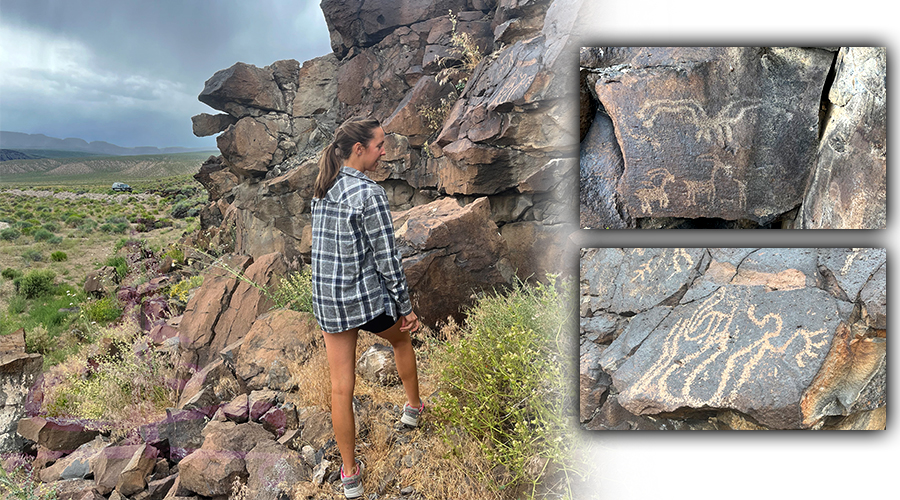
[0,0,332,149]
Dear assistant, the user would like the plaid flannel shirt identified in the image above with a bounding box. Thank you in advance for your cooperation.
[311,166,413,333]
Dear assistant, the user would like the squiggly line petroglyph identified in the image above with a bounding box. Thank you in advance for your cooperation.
[624,287,830,409]
[636,98,763,148]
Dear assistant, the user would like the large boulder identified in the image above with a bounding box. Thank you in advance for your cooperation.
[199,62,288,118]
[393,196,513,325]
[797,47,886,229]
[38,436,109,482]
[217,117,280,178]
[582,47,834,224]
[1,329,42,452]
[581,248,886,430]
[91,444,159,496]
[234,309,320,391]
[177,254,252,370]
[191,113,238,137]
[15,416,99,453]
[210,252,288,364]
[245,439,311,500]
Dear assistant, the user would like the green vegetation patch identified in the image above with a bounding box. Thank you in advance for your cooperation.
[433,277,577,497]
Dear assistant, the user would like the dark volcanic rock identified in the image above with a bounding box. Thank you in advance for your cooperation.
[601,286,844,429]
[199,62,288,117]
[321,0,469,57]
[192,113,238,137]
[797,47,886,229]
[580,247,886,430]
[1,329,43,452]
[393,197,513,326]
[582,47,834,223]
[579,109,629,228]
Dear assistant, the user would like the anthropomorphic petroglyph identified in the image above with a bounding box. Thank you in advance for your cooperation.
[636,98,763,149]
[622,287,831,410]
[634,168,676,213]
[630,248,696,285]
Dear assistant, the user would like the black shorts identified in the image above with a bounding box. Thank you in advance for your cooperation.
[359,312,398,334]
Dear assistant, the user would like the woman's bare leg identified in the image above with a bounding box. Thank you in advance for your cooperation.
[373,321,421,409]
[322,328,360,474]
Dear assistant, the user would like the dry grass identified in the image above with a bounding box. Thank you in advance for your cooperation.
[40,316,179,429]
[281,322,501,499]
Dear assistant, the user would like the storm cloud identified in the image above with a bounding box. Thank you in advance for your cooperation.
[0,0,331,148]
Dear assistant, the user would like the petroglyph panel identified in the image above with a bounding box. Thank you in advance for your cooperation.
[581,248,705,314]
[604,286,842,429]
[581,47,834,224]
[580,248,886,430]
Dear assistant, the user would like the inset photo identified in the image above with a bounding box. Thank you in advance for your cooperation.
[580,248,886,430]
[579,47,886,229]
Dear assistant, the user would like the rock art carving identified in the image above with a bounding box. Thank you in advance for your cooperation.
[634,168,675,213]
[683,155,748,210]
[631,247,695,285]
[581,247,886,430]
[636,98,762,149]
[621,287,832,412]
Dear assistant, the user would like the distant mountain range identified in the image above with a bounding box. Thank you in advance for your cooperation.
[0,131,211,157]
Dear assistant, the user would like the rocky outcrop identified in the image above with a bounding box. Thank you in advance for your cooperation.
[580,47,886,228]
[1,329,43,452]
[394,196,513,324]
[191,0,588,295]
[797,47,887,229]
[580,248,886,430]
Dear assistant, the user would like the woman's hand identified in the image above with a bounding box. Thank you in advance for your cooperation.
[400,311,419,333]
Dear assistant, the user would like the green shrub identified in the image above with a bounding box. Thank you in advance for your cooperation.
[0,464,58,500]
[33,228,54,241]
[1,267,22,281]
[104,256,128,279]
[51,251,68,262]
[48,236,63,245]
[42,223,59,233]
[16,269,56,299]
[7,295,27,314]
[0,227,20,241]
[163,245,185,265]
[81,296,122,323]
[168,275,203,303]
[21,249,44,262]
[272,268,314,313]
[433,277,575,495]
[100,222,128,233]
[170,200,200,219]
[65,215,85,227]
[25,324,58,354]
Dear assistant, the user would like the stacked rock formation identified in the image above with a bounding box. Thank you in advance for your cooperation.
[191,0,591,328]
[580,47,886,229]
[580,248,886,430]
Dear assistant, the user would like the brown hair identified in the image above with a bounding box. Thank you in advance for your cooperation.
[313,117,381,199]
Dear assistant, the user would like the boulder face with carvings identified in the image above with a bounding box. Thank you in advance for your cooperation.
[580,46,886,229]
[580,248,886,430]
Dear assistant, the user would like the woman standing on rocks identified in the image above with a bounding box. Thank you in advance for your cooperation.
[311,117,424,499]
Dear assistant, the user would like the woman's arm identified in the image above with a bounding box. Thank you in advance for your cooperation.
[361,191,414,317]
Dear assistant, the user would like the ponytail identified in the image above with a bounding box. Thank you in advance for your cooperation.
[313,117,382,199]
